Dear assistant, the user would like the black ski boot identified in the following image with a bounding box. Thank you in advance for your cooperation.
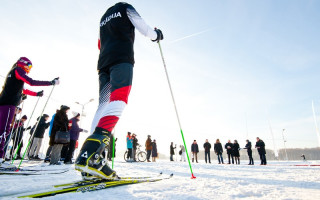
[75,127,117,180]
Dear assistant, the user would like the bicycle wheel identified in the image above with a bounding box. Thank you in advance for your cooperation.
[137,151,147,162]
[124,151,128,161]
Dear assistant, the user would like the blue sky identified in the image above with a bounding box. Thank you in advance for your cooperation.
[0,0,320,155]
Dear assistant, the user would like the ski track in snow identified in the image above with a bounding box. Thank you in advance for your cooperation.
[0,160,320,200]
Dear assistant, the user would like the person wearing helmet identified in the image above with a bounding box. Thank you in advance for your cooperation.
[75,2,163,180]
[0,57,60,162]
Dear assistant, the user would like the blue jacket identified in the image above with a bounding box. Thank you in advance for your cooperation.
[69,117,83,141]
[126,136,133,149]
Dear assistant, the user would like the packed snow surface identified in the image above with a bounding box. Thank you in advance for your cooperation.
[0,159,320,200]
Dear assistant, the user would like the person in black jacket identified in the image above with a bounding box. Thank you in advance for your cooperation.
[244,139,254,165]
[49,105,70,165]
[233,140,240,165]
[255,137,267,165]
[132,134,138,161]
[9,115,29,160]
[214,139,224,164]
[203,139,211,164]
[28,114,50,159]
[191,140,199,163]
[75,2,163,179]
[225,140,234,164]
[170,142,176,161]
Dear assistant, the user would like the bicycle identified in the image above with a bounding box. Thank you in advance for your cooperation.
[124,145,147,162]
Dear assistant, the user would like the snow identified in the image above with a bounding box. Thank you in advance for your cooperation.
[1,159,320,200]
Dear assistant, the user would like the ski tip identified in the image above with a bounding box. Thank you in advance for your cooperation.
[191,174,196,179]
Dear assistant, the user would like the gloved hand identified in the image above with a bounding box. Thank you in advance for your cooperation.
[152,28,164,42]
[37,90,44,97]
[51,77,60,85]
[26,126,31,130]
[22,94,27,100]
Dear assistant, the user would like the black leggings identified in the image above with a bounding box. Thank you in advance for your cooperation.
[127,148,132,159]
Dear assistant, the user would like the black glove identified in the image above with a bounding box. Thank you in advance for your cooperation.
[152,28,164,42]
[22,94,27,100]
[51,77,60,85]
[26,126,31,130]
[37,90,44,97]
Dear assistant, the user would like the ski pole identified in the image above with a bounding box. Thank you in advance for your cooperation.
[17,85,56,170]
[4,114,17,160]
[9,102,24,162]
[157,41,196,179]
[12,97,40,164]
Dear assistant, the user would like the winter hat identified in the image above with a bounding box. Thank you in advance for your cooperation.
[73,112,80,118]
[60,105,70,111]
[22,115,27,120]
[16,57,32,73]
[43,114,49,118]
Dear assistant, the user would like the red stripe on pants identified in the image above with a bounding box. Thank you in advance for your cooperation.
[110,86,131,103]
[97,116,119,132]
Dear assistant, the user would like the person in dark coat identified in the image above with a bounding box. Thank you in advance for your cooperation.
[170,142,176,161]
[233,140,240,165]
[64,113,87,164]
[132,134,138,161]
[49,105,70,165]
[225,140,234,164]
[203,139,211,164]
[191,140,199,163]
[244,139,254,165]
[151,139,157,162]
[29,114,50,159]
[214,139,224,164]
[145,135,152,162]
[255,137,267,165]
[10,115,29,160]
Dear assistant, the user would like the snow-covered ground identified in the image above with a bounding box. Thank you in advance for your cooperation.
[1,159,320,200]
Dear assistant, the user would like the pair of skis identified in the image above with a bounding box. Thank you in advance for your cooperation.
[18,173,172,198]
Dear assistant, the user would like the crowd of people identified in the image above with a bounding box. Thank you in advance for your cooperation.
[170,137,267,165]
[125,133,158,162]
[0,93,88,165]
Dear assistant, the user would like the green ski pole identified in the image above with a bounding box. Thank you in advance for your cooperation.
[16,85,56,171]
[12,97,40,164]
[157,41,196,179]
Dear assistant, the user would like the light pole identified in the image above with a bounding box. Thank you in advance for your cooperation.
[281,129,288,161]
[75,98,94,127]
